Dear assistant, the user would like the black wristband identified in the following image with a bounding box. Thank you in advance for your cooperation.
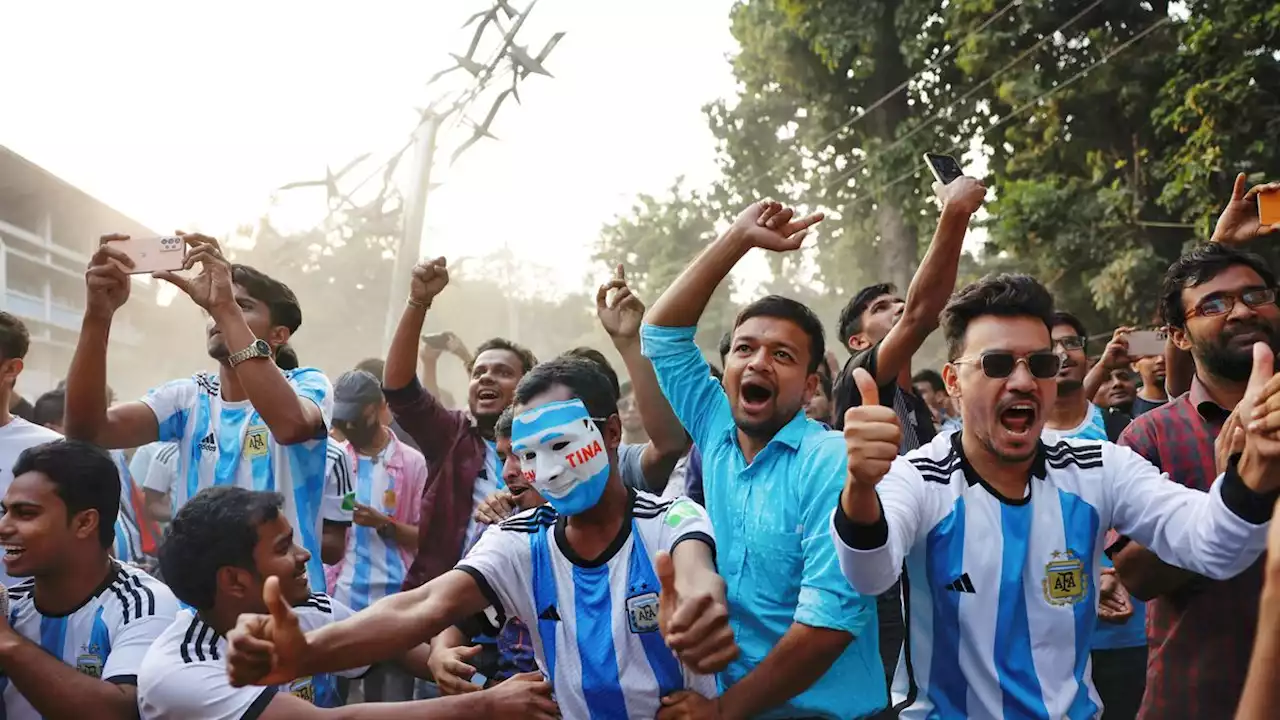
[1219,453,1280,525]
[833,489,890,550]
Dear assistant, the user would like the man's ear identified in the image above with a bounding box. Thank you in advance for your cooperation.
[268,326,292,350]
[71,508,100,543]
[848,334,871,353]
[1168,325,1193,352]
[603,414,623,451]
[942,362,962,399]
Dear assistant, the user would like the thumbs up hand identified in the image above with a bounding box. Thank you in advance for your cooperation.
[843,368,902,490]
[1239,343,1280,493]
[655,550,739,675]
[226,576,308,687]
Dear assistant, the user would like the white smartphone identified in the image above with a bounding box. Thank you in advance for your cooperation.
[1126,330,1166,358]
[111,236,187,275]
[923,153,965,185]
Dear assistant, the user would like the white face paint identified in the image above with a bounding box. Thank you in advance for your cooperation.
[511,398,611,516]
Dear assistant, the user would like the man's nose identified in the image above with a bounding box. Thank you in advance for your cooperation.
[1005,361,1038,391]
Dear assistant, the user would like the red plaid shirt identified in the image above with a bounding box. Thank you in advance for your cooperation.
[1118,378,1263,720]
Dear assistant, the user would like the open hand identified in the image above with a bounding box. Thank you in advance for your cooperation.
[225,576,307,687]
[730,201,824,253]
[85,235,136,319]
[428,643,484,696]
[154,232,236,313]
[473,490,517,526]
[1212,173,1280,246]
[596,264,645,343]
[843,368,901,489]
[410,257,450,307]
[481,672,559,719]
[1101,327,1139,369]
[656,550,738,674]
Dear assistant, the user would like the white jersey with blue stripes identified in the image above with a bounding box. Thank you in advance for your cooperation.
[140,368,337,590]
[831,432,1270,720]
[109,450,146,565]
[137,594,368,720]
[0,562,179,720]
[458,491,719,719]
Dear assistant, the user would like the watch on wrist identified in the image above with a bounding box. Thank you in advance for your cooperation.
[227,339,272,368]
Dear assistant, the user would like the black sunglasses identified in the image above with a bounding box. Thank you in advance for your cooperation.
[952,351,1062,379]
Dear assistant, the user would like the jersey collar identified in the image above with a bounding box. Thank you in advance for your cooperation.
[950,432,1049,506]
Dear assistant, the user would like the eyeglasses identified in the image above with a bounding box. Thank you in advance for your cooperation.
[952,351,1062,379]
[1186,287,1278,319]
[1053,335,1086,352]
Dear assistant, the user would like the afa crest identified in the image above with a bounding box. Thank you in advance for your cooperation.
[244,425,270,459]
[1042,550,1088,606]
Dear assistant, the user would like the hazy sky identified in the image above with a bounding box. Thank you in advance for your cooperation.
[0,1,741,296]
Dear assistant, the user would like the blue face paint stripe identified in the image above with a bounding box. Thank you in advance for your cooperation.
[995,503,1050,720]
[39,614,68,662]
[628,528,684,696]
[530,529,558,684]
[351,457,376,610]
[572,564,629,719]
[925,498,967,717]
[512,400,593,443]
[1059,490,1101,720]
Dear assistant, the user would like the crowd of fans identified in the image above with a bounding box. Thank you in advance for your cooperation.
[0,169,1277,719]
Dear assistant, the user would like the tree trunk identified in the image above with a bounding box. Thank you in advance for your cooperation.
[867,2,915,292]
[876,199,915,291]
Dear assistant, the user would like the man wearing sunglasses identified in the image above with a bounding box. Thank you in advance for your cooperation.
[1111,240,1280,720]
[832,272,1280,719]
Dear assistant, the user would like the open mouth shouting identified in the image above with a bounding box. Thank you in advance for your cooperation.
[997,398,1039,437]
[2,543,25,567]
[475,385,504,410]
[739,378,775,416]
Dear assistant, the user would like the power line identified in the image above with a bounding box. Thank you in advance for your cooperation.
[832,15,1174,218]
[737,0,1024,194]
[820,0,1107,199]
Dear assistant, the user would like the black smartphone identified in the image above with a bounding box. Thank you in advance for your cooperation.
[421,333,452,350]
[923,153,965,185]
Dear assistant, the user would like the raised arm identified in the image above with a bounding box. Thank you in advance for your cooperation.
[1083,327,1137,403]
[597,266,690,491]
[64,235,162,448]
[647,201,823,328]
[870,177,985,385]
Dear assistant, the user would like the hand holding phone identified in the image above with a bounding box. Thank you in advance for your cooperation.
[1259,189,1280,227]
[1125,330,1166,359]
[111,236,188,275]
[924,153,965,185]
[422,333,453,351]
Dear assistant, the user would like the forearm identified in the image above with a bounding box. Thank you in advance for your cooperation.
[144,488,171,523]
[647,231,751,328]
[301,587,448,677]
[0,634,136,718]
[1082,360,1111,404]
[832,489,902,596]
[671,538,717,591]
[616,339,688,456]
[1165,340,1193,398]
[386,306,429,390]
[419,355,442,397]
[901,206,968,328]
[64,314,113,442]
[211,303,321,444]
[328,692,496,718]
[391,522,419,549]
[1112,543,1198,601]
[1237,572,1280,719]
[716,623,851,720]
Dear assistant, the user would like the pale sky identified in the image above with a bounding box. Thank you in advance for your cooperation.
[0,0,741,296]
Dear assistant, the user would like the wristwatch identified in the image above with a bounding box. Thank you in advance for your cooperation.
[227,339,272,368]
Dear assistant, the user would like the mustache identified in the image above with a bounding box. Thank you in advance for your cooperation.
[1223,318,1274,337]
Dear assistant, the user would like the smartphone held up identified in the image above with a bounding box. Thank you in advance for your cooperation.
[112,236,188,275]
[924,153,965,185]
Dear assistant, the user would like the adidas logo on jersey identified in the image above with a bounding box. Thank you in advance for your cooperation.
[198,433,217,452]
[945,573,976,593]
[538,604,561,622]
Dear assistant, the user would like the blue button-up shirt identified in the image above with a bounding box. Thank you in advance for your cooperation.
[643,324,886,719]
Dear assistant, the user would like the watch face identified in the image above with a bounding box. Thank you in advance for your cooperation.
[253,339,271,356]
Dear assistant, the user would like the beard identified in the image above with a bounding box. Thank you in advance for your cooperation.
[1193,320,1280,382]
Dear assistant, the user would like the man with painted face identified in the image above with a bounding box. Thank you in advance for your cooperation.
[225,356,738,719]
[64,233,338,592]
[379,258,538,600]
[832,273,1280,719]
[642,201,886,719]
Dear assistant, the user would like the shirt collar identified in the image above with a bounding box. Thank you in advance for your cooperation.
[951,430,1049,488]
[1188,375,1233,424]
[722,409,811,453]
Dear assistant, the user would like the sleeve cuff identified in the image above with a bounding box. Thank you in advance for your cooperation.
[670,531,717,566]
[456,564,503,610]
[1105,535,1132,559]
[833,491,889,550]
[639,323,698,357]
[1219,454,1280,525]
[241,686,280,720]
[382,376,425,404]
[104,674,137,686]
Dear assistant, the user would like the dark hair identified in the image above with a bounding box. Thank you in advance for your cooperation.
[354,358,385,383]
[1050,311,1088,341]
[495,406,515,439]
[275,343,299,371]
[734,295,826,374]
[514,356,618,421]
[231,265,302,334]
[32,389,65,428]
[718,331,732,367]
[12,440,119,549]
[816,362,833,400]
[159,487,284,610]
[474,338,538,374]
[0,312,30,362]
[1160,244,1277,330]
[562,347,620,399]
[912,369,945,393]
[709,363,724,382]
[940,274,1055,360]
[838,283,896,346]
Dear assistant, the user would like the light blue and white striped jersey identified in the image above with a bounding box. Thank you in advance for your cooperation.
[109,450,146,565]
[458,491,719,719]
[137,594,368,719]
[328,434,427,611]
[831,432,1271,719]
[141,368,335,591]
[1,562,179,720]
[1041,402,1108,444]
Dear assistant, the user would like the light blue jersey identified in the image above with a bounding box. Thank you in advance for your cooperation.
[109,450,149,565]
[141,368,335,590]
[1041,402,1108,444]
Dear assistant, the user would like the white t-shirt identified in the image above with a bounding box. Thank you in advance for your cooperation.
[1,562,179,720]
[0,418,62,586]
[457,491,719,719]
[137,594,368,720]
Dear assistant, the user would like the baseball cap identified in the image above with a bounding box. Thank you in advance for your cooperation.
[333,370,383,423]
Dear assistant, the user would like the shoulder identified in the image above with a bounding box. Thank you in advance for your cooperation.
[903,433,962,483]
[3,418,62,444]
[633,491,677,519]
[104,564,180,624]
[284,367,330,387]
[7,578,35,612]
[496,505,559,535]
[1118,399,1183,452]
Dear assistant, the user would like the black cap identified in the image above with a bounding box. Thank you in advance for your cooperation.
[333,370,383,422]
